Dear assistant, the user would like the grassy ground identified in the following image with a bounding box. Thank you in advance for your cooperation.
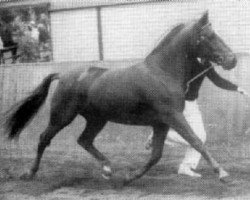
[1,113,250,200]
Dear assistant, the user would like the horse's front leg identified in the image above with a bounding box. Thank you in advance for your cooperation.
[167,111,229,181]
[123,124,169,185]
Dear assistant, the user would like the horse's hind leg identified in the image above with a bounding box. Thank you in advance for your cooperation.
[21,124,64,179]
[21,97,78,180]
[77,117,111,179]
[124,124,169,185]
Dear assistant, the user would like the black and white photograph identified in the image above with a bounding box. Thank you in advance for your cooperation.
[0,0,250,199]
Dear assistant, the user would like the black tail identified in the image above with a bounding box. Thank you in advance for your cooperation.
[3,73,59,139]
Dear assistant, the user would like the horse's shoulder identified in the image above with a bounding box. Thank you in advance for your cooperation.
[137,69,184,106]
[147,75,184,112]
[125,62,151,78]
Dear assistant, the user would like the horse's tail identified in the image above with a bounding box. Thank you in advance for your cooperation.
[3,73,59,139]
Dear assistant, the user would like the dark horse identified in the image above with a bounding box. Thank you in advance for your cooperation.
[3,11,237,185]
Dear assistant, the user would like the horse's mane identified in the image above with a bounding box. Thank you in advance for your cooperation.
[149,23,185,55]
[147,23,185,56]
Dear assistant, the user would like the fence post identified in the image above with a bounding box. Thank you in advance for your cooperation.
[97,6,104,61]
[0,66,4,113]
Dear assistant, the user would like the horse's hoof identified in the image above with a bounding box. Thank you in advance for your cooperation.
[102,173,111,180]
[110,176,131,188]
[109,170,128,189]
[219,176,233,184]
[102,165,112,180]
[20,172,34,181]
[219,168,229,179]
[122,172,134,186]
[0,169,12,180]
[123,179,131,186]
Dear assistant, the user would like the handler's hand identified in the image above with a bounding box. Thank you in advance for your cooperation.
[238,87,249,97]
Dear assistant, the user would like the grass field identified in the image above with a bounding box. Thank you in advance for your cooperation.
[1,111,250,200]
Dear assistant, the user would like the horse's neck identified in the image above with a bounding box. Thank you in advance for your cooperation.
[145,43,189,84]
[184,57,198,81]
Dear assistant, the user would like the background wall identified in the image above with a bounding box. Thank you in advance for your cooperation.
[49,0,250,61]
[51,8,99,61]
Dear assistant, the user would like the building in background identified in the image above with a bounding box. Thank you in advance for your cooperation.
[0,1,51,63]
[0,0,249,63]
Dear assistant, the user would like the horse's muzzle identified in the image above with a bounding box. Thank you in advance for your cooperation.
[220,53,237,70]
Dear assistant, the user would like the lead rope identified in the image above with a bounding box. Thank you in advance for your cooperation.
[185,64,214,94]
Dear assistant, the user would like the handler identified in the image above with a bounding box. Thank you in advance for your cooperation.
[145,60,248,177]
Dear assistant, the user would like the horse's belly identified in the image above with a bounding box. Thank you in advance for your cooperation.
[104,105,156,125]
[108,113,154,125]
[87,94,154,125]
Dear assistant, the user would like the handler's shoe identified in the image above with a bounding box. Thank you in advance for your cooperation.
[178,165,201,178]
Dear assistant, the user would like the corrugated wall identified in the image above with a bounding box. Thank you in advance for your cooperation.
[102,2,205,60]
[51,8,99,62]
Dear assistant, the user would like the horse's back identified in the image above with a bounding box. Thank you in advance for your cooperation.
[87,63,183,121]
[87,64,143,104]
[53,63,184,124]
[51,66,108,108]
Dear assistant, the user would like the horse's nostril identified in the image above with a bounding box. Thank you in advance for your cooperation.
[229,54,237,62]
[225,54,237,69]
[219,56,224,62]
[231,56,237,66]
[216,55,224,63]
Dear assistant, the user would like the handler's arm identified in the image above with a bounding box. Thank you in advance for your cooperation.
[206,68,238,91]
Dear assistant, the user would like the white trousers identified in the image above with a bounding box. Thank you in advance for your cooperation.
[169,100,206,169]
[149,100,207,169]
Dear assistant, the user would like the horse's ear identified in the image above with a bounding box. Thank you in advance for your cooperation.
[198,10,209,26]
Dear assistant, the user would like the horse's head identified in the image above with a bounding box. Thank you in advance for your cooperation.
[189,11,237,70]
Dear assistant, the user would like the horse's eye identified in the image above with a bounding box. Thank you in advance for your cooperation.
[200,36,205,41]
[208,33,216,40]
